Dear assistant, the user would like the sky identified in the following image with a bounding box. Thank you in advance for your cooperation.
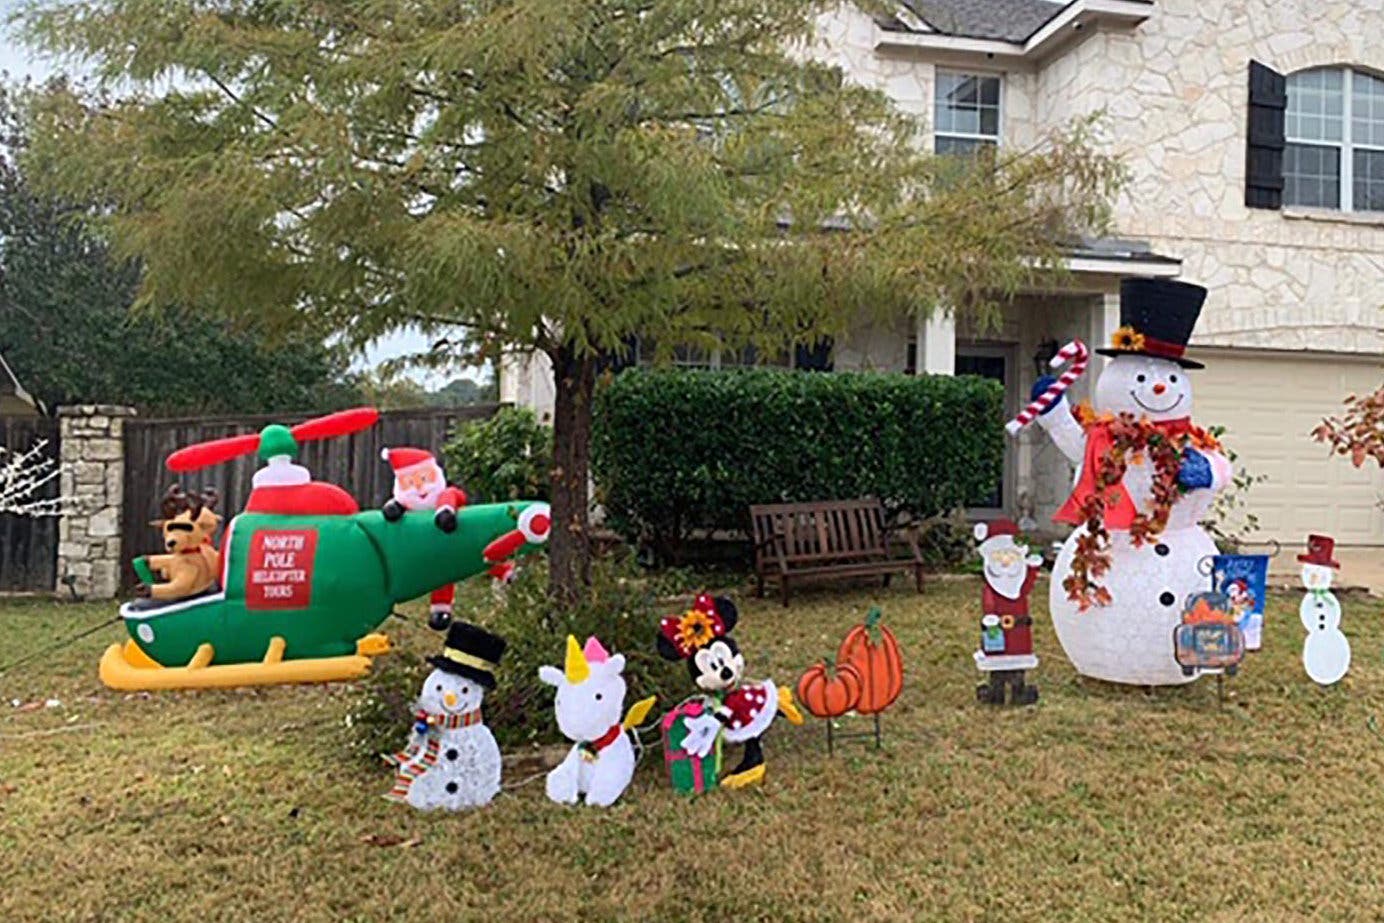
[0,7,463,389]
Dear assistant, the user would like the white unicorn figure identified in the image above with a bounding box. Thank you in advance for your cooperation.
[538,635,655,808]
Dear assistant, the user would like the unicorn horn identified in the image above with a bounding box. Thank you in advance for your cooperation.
[564,635,590,684]
[582,636,610,664]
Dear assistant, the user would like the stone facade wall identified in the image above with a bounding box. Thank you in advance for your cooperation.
[56,405,133,599]
[817,1,1384,356]
[1027,0,1384,354]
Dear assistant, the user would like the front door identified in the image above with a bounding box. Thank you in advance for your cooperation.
[955,350,1009,511]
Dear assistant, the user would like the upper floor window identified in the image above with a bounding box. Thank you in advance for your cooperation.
[934,71,1001,155]
[1284,67,1384,212]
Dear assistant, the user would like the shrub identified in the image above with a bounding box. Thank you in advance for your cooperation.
[343,555,699,758]
[592,368,1004,559]
[442,406,552,504]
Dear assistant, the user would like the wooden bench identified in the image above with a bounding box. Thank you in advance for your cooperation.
[750,499,924,606]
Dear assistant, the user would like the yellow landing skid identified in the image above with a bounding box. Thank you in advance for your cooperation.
[98,634,391,691]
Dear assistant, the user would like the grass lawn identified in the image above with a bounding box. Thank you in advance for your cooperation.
[2,577,1383,921]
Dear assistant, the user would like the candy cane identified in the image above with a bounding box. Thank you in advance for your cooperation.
[1005,339,1089,436]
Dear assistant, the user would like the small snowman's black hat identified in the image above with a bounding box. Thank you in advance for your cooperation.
[428,621,507,688]
[1096,278,1208,369]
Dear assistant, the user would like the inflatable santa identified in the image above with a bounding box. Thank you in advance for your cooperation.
[1031,278,1233,686]
[381,446,470,629]
[973,518,1041,705]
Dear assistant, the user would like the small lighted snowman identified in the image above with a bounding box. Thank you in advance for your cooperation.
[385,622,506,810]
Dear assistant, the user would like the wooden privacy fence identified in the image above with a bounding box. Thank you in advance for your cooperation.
[0,416,61,592]
[120,405,500,589]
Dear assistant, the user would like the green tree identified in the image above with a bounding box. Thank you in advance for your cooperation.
[427,375,498,408]
[16,1,1124,604]
[0,81,358,416]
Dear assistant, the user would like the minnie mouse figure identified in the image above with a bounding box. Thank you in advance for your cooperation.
[657,594,802,789]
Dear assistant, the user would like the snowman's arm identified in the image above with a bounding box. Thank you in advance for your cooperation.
[1205,449,1234,492]
[1035,406,1086,467]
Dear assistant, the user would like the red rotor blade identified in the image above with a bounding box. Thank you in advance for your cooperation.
[291,407,380,443]
[166,433,262,472]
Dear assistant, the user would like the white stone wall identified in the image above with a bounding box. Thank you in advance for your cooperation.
[1026,0,1384,355]
[57,405,134,599]
[498,350,556,422]
[816,1,1384,356]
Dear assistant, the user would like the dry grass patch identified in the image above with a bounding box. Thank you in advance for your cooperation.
[2,580,1383,921]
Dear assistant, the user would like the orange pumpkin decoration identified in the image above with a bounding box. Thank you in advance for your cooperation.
[796,659,863,719]
[836,607,904,715]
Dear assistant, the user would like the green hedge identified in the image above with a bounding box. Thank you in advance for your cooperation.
[592,368,1004,558]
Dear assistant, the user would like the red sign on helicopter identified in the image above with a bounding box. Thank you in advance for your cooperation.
[246,529,319,610]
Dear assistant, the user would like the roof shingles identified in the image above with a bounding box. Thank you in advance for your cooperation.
[896,0,1069,43]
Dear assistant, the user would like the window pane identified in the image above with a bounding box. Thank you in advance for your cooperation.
[1353,149,1384,211]
[1352,70,1384,148]
[935,135,996,156]
[1287,68,1344,141]
[935,72,1001,142]
[1284,142,1341,208]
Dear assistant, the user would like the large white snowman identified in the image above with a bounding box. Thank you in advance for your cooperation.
[1033,279,1234,686]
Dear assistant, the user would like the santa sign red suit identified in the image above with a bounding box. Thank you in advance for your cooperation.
[973,518,1041,705]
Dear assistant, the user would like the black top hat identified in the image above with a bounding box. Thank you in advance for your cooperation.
[1096,278,1208,369]
[428,621,507,688]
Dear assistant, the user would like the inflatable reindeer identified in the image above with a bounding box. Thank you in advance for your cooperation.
[136,485,222,601]
[538,636,655,808]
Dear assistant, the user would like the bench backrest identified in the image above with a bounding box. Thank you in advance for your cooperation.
[750,499,890,563]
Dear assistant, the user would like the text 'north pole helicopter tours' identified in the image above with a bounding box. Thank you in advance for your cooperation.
[99,407,551,691]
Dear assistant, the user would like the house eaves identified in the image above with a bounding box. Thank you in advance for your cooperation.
[875,0,1154,62]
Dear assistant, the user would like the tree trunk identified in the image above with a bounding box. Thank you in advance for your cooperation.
[547,342,597,608]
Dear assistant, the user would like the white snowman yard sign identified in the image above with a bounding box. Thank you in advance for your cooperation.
[1298,534,1351,686]
[1021,278,1235,686]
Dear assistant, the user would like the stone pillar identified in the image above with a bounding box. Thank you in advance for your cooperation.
[56,405,135,599]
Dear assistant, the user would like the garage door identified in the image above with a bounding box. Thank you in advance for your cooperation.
[1193,349,1384,545]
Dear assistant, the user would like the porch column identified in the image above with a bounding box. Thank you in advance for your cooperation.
[916,311,956,375]
[1089,292,1120,374]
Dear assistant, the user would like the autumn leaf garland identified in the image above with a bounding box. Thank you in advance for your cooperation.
[1063,406,1219,611]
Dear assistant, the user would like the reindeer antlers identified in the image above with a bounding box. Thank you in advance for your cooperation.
[160,484,189,521]
[158,484,220,522]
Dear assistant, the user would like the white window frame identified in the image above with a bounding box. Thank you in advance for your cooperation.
[933,69,1004,154]
[1285,67,1384,213]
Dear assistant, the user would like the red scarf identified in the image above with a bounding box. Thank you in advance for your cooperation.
[1055,416,1210,529]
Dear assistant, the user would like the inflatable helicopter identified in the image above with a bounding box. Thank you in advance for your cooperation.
[99,407,551,691]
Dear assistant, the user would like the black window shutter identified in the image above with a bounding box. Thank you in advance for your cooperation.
[794,338,834,372]
[1245,60,1287,210]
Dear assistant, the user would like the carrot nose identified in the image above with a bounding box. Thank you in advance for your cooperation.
[1152,382,1167,395]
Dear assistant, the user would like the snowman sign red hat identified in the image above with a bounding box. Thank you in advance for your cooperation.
[1298,533,1340,569]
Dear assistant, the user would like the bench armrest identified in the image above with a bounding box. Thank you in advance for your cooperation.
[881,519,924,563]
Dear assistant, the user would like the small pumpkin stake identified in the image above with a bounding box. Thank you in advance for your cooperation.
[795,658,864,755]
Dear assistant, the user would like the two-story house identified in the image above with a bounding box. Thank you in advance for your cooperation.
[502,0,1384,547]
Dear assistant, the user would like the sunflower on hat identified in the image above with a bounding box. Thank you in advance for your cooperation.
[657,593,727,659]
[1110,326,1146,352]
[676,609,718,650]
